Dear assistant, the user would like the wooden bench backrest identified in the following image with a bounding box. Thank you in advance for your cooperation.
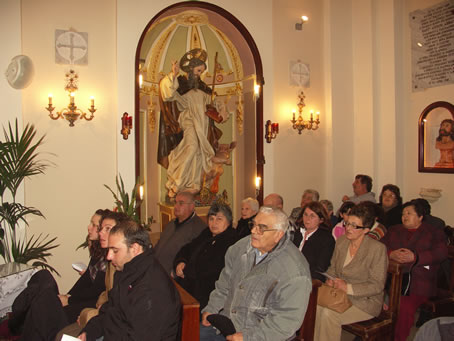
[384,260,404,320]
[173,280,200,341]
[294,279,322,341]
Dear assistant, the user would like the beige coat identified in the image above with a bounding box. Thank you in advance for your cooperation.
[79,262,115,327]
[326,235,388,317]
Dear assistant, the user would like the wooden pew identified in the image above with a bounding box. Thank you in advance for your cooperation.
[173,280,200,341]
[293,279,322,341]
[342,260,403,341]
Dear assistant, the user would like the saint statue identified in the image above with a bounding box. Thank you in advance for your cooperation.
[157,49,229,199]
[435,118,454,168]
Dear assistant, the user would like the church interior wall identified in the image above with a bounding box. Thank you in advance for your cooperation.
[399,0,454,227]
[18,0,118,291]
[0,0,453,292]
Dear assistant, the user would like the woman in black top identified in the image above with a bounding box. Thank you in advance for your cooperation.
[60,209,109,323]
[174,203,238,310]
[236,197,259,239]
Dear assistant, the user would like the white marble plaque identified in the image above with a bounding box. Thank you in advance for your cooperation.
[411,1,454,91]
[55,29,88,65]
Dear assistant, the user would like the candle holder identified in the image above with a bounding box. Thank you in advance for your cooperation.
[46,69,96,127]
[265,120,279,143]
[121,112,133,140]
[290,91,320,134]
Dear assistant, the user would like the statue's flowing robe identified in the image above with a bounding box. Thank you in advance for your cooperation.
[157,73,223,197]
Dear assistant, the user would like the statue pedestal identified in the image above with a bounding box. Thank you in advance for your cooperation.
[158,202,211,232]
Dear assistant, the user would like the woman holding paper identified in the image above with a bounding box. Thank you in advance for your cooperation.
[314,203,388,341]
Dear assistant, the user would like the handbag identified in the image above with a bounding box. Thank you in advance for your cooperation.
[317,284,352,313]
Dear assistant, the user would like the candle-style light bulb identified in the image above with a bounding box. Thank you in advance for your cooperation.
[48,94,53,105]
[70,93,75,105]
[139,185,144,200]
[255,177,261,190]
[139,74,143,88]
[90,96,95,107]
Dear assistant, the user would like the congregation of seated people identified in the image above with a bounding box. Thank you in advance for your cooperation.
[2,174,451,341]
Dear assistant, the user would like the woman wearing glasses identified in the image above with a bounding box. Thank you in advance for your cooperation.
[292,201,335,282]
[174,203,237,310]
[314,203,388,341]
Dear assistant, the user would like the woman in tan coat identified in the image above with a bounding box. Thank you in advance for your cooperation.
[314,203,388,341]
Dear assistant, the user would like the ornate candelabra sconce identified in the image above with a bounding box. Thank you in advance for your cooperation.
[265,120,279,143]
[290,91,320,134]
[121,112,133,140]
[46,69,96,127]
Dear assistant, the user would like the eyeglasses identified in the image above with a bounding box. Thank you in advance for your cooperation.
[342,221,366,229]
[248,220,278,234]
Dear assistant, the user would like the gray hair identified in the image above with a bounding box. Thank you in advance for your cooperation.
[304,189,320,201]
[320,199,333,212]
[242,197,259,213]
[176,191,195,204]
[208,203,233,225]
[258,206,289,232]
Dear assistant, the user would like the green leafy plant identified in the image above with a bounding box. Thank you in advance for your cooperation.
[0,120,59,274]
[104,175,153,230]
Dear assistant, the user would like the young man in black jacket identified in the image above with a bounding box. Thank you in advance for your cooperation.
[78,219,181,341]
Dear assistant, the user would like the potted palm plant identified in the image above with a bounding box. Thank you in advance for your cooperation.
[0,120,59,274]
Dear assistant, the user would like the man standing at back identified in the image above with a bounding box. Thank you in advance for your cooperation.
[342,174,376,204]
[154,191,206,274]
[78,219,181,341]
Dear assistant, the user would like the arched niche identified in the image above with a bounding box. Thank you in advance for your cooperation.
[134,1,264,232]
[418,101,454,173]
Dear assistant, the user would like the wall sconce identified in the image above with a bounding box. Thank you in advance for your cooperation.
[46,69,96,127]
[291,91,320,134]
[121,112,133,140]
[265,120,279,143]
[295,15,309,30]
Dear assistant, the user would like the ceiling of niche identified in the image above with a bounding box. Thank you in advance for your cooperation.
[139,6,256,89]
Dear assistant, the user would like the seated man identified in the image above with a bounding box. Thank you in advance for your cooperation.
[201,206,312,341]
[289,189,319,222]
[153,191,207,275]
[78,219,181,341]
[263,193,284,209]
[342,174,376,204]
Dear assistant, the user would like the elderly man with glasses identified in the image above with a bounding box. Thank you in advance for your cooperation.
[200,206,312,341]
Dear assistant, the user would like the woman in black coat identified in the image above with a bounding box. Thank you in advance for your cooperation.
[60,209,109,323]
[174,203,238,310]
[378,184,403,229]
[235,197,259,239]
[293,201,335,282]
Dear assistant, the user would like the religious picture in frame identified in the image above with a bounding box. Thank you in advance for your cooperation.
[418,101,454,173]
